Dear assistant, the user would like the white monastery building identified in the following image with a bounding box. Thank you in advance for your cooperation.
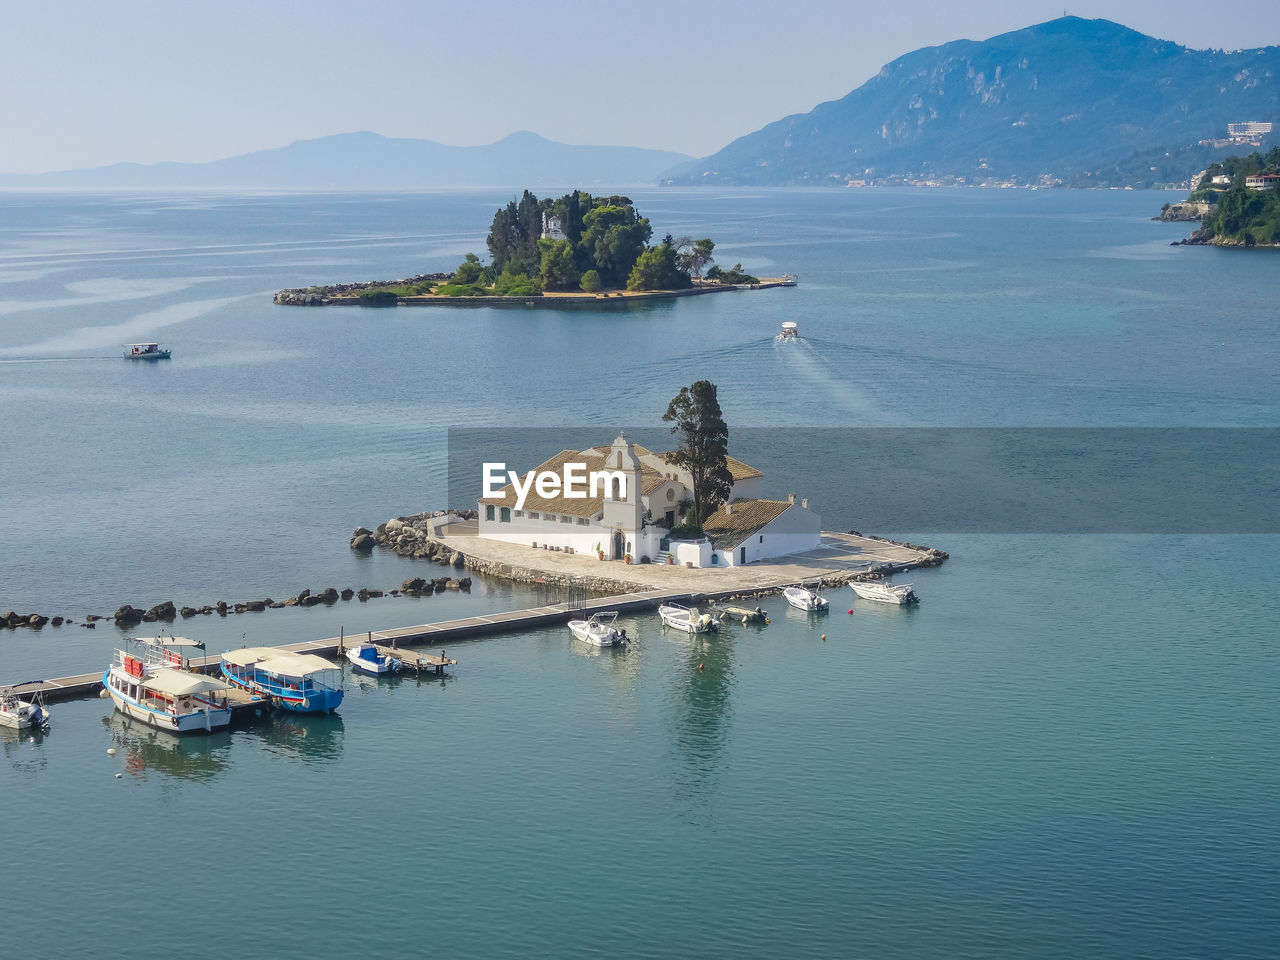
[477,432,820,567]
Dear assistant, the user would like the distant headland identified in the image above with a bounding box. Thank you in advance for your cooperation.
[274,189,796,306]
[1166,148,1280,247]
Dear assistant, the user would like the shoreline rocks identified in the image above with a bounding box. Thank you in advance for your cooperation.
[1155,201,1209,223]
[275,273,451,306]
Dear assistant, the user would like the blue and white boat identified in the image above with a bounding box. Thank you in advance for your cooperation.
[103,636,232,733]
[220,647,344,713]
[346,642,401,676]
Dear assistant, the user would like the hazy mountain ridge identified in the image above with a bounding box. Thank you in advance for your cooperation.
[664,17,1280,186]
[0,131,692,189]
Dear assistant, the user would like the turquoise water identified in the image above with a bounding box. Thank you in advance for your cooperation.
[1,189,1276,957]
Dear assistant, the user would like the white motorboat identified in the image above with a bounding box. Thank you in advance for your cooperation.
[103,636,233,733]
[783,584,829,612]
[123,341,171,360]
[346,642,402,675]
[850,579,919,605]
[567,610,628,647]
[0,682,50,730]
[779,321,799,338]
[779,274,798,286]
[658,603,720,634]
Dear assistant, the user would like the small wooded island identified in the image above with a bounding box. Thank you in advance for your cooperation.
[275,189,795,306]
[1165,148,1280,248]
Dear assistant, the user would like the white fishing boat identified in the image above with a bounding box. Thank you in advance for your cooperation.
[658,603,720,634]
[0,682,50,731]
[346,642,402,675]
[779,274,798,286]
[850,579,919,605]
[103,636,232,733]
[779,321,799,338]
[783,584,829,612]
[567,610,628,647]
[123,342,171,360]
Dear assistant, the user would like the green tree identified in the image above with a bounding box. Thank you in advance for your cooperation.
[627,241,691,291]
[452,253,484,285]
[662,380,733,530]
[580,269,603,293]
[538,238,580,291]
[580,204,651,288]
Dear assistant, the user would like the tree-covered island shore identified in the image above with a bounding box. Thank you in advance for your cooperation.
[275,190,794,306]
[1165,148,1280,248]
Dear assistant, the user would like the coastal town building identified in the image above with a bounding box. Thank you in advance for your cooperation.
[476,432,819,566]
[1245,174,1280,191]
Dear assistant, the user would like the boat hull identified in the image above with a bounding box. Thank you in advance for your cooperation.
[0,702,49,730]
[568,622,624,646]
[783,589,829,612]
[850,583,918,605]
[346,647,400,675]
[102,669,231,733]
[221,667,343,713]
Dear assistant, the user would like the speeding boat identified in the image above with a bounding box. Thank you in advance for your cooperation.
[783,584,829,612]
[658,603,719,634]
[0,682,50,731]
[850,579,919,605]
[567,610,628,647]
[346,642,402,676]
[103,636,232,733]
[221,647,344,713]
[779,321,799,338]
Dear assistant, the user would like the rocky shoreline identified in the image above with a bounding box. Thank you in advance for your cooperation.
[1155,201,1209,223]
[273,272,451,306]
[3,573,474,634]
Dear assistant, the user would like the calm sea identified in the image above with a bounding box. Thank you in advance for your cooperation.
[1,188,1276,958]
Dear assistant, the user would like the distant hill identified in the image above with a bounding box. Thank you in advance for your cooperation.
[663,17,1280,186]
[0,131,692,189]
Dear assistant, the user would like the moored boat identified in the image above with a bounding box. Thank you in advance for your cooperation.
[346,642,401,676]
[850,579,919,605]
[567,610,628,647]
[783,583,829,612]
[779,274,798,286]
[103,636,232,733]
[123,342,171,360]
[0,681,51,731]
[221,647,343,714]
[658,603,720,634]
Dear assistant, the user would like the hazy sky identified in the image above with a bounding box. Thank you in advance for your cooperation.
[3,0,1278,174]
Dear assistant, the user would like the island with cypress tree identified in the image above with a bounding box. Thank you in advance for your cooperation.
[273,190,795,306]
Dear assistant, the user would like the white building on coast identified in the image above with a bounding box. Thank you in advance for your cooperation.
[476,432,820,567]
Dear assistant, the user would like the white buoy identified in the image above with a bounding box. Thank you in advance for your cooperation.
[106,748,116,756]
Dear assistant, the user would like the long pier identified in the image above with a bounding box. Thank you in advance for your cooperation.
[12,586,702,705]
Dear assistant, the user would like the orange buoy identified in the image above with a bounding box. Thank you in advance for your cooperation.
[699,662,704,671]
[821,634,826,641]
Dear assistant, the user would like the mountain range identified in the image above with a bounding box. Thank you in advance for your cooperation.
[664,17,1280,186]
[5,18,1278,190]
[0,131,691,189]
